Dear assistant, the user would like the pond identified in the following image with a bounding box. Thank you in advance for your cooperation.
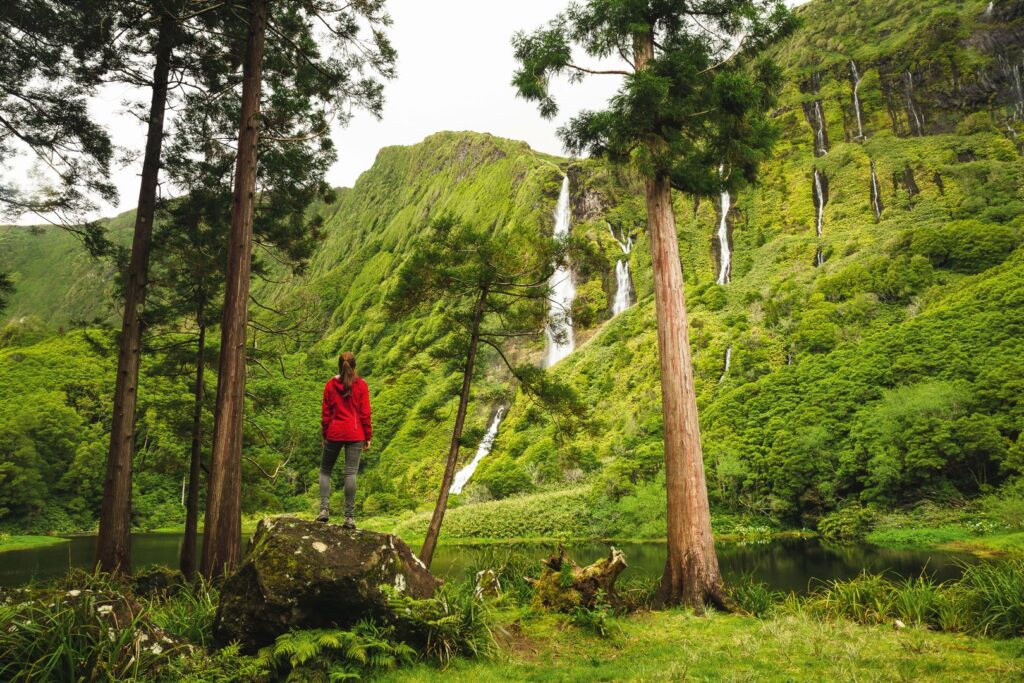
[0,533,979,592]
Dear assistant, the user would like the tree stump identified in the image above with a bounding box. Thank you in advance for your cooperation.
[530,546,628,611]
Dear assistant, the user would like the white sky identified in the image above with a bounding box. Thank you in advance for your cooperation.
[7,0,808,225]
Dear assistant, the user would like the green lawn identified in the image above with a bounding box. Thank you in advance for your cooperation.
[377,610,1024,682]
[0,535,69,553]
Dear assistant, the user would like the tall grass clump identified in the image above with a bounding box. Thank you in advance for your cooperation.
[464,546,543,606]
[149,577,219,647]
[959,558,1024,639]
[728,576,785,617]
[807,572,896,625]
[0,588,178,682]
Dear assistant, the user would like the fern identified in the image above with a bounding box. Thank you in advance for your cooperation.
[258,621,414,681]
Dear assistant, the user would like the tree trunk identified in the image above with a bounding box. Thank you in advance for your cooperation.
[180,324,206,579]
[95,12,175,575]
[644,173,725,610]
[201,0,266,580]
[633,30,724,611]
[419,289,487,568]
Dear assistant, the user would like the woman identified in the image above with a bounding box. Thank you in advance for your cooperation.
[318,352,372,528]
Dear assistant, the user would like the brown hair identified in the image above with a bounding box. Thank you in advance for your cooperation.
[338,352,358,396]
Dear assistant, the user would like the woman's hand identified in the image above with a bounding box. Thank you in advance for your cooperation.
[363,440,371,451]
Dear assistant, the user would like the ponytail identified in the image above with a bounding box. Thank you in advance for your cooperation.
[338,352,358,397]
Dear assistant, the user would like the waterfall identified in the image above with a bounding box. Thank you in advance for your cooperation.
[450,407,506,495]
[718,346,732,383]
[870,160,883,222]
[716,178,732,285]
[544,176,575,367]
[609,223,634,315]
[813,100,828,155]
[904,71,925,136]
[815,247,825,267]
[813,169,827,237]
[850,60,865,141]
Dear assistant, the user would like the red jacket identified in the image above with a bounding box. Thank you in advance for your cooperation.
[321,376,372,442]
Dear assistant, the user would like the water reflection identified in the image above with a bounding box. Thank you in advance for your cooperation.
[0,534,978,594]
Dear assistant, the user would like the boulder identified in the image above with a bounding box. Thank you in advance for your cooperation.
[213,516,440,651]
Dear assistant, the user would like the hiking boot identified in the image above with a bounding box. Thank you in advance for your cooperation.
[315,507,330,523]
[342,516,356,529]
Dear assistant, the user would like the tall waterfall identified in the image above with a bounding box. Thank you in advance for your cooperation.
[813,169,827,237]
[609,223,634,315]
[716,181,732,285]
[450,407,506,495]
[870,160,884,222]
[544,177,576,367]
[718,346,732,383]
[850,60,865,141]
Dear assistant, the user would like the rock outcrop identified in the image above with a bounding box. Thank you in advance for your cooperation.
[213,517,440,652]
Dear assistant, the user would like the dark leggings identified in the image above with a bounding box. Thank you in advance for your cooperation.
[320,440,362,517]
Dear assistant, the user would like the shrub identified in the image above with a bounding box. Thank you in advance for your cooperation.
[818,504,876,541]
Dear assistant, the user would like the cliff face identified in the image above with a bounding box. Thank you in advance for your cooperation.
[1,0,1022,529]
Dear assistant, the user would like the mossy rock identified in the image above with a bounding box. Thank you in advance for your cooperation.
[213,516,440,652]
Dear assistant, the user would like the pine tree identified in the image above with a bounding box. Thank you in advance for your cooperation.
[512,0,795,608]
[201,0,395,578]
[0,0,116,226]
[387,213,584,568]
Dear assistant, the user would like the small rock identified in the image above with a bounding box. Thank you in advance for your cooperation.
[894,619,906,630]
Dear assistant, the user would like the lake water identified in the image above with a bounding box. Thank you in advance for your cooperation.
[0,534,978,592]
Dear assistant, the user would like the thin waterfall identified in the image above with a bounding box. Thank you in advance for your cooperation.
[609,223,634,315]
[450,407,506,494]
[814,100,828,155]
[544,176,575,367]
[816,247,825,267]
[716,173,732,285]
[870,160,884,222]
[718,346,732,383]
[813,169,827,237]
[904,71,925,136]
[850,60,865,141]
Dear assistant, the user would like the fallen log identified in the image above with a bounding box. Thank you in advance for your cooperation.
[529,546,628,611]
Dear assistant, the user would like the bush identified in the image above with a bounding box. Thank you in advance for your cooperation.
[818,504,876,541]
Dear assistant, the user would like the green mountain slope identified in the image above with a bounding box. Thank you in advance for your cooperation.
[0,0,1021,533]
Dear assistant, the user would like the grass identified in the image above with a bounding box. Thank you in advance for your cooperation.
[0,535,69,553]
[374,609,1024,682]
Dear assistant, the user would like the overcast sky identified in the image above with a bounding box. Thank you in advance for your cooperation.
[9,0,808,225]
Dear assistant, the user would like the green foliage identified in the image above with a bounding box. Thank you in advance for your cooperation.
[382,583,497,665]
[728,577,784,618]
[0,587,179,682]
[818,504,877,542]
[567,598,618,638]
[257,621,416,682]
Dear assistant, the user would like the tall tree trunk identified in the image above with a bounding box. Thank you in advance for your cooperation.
[180,324,206,579]
[201,0,267,579]
[95,12,175,575]
[419,289,487,568]
[634,31,724,610]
